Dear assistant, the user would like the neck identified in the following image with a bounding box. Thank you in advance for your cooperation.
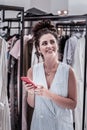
[44,59,59,77]
[44,53,59,68]
[44,59,59,70]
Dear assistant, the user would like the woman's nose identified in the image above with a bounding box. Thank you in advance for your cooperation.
[47,42,52,47]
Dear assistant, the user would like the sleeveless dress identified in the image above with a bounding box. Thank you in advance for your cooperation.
[30,62,73,130]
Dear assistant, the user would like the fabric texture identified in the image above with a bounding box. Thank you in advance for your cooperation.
[0,37,11,130]
[63,33,81,66]
[63,33,85,130]
[73,36,85,130]
[30,62,73,130]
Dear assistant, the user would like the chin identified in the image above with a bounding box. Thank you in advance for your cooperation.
[47,55,56,59]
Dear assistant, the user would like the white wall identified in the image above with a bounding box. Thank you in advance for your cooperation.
[30,0,51,13]
[69,0,87,15]
[30,0,68,14]
[51,0,68,14]
[0,0,68,14]
[0,0,68,34]
[0,0,30,10]
[2,0,87,16]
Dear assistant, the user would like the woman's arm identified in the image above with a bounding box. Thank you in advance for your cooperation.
[35,67,77,110]
[50,67,77,109]
[25,68,35,108]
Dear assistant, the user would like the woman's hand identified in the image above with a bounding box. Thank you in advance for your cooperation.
[35,85,51,98]
[24,83,35,95]
[23,82,35,107]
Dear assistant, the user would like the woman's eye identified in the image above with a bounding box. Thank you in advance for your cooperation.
[50,40,55,44]
[42,41,47,45]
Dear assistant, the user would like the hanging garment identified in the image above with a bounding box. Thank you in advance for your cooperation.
[63,33,81,66]
[59,35,69,61]
[22,36,33,130]
[23,35,33,75]
[0,37,11,130]
[9,39,20,130]
[30,62,73,130]
[73,35,85,130]
[85,63,87,130]
[63,33,85,130]
[85,88,87,130]
[9,35,32,130]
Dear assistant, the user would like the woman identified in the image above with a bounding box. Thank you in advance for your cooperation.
[24,20,77,130]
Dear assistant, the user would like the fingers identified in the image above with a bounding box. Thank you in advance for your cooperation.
[23,83,35,94]
[25,83,34,90]
[28,89,35,95]
[34,86,44,96]
[24,83,45,96]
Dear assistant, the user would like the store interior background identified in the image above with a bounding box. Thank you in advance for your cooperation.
[0,1,87,130]
[1,0,87,34]
[1,0,87,15]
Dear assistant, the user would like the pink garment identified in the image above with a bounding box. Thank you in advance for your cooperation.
[9,39,20,59]
[24,34,32,44]
[10,35,32,59]
[7,36,17,53]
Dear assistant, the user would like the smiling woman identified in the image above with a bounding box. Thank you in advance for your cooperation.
[38,33,58,60]
[23,20,77,130]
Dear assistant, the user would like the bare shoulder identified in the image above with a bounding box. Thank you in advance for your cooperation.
[69,67,76,78]
[27,67,33,80]
[68,66,77,86]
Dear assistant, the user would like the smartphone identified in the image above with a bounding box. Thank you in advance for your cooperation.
[21,76,37,89]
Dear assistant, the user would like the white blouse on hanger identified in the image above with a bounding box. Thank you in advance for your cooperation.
[63,33,82,66]
[0,36,11,130]
[73,35,85,130]
[63,32,85,130]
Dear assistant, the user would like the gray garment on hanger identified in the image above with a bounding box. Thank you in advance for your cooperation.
[63,33,81,66]
[30,62,73,130]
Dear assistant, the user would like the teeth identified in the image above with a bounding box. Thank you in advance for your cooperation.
[47,49,52,51]
[47,50,52,53]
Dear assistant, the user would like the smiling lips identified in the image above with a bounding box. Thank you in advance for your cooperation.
[46,48,55,53]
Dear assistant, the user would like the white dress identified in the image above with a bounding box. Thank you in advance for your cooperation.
[0,37,11,130]
[30,62,73,130]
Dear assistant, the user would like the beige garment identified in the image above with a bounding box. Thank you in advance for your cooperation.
[0,37,11,130]
[23,35,33,75]
[22,36,33,130]
[23,40,32,75]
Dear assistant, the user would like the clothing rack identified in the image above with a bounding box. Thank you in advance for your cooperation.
[0,7,87,129]
[23,14,87,130]
[0,5,24,130]
[56,21,86,37]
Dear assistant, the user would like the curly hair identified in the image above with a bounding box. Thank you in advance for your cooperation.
[32,20,59,61]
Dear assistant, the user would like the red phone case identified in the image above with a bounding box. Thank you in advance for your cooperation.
[21,76,37,89]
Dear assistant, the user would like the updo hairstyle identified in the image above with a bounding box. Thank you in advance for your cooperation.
[32,20,59,60]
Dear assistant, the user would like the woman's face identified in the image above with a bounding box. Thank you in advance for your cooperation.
[38,33,58,60]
